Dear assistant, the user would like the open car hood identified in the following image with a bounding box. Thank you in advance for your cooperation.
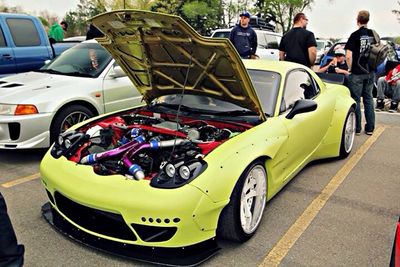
[91,10,266,120]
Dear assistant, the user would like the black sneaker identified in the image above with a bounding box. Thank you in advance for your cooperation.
[375,99,385,111]
[389,101,399,113]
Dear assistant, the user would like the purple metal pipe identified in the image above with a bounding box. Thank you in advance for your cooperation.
[80,136,146,164]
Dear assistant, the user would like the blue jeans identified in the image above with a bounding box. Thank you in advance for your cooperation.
[348,72,375,133]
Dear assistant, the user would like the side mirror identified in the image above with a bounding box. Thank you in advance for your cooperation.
[109,65,126,78]
[286,99,317,119]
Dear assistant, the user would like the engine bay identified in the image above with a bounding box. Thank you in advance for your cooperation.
[51,108,253,188]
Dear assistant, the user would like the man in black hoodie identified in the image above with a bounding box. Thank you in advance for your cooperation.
[229,12,258,59]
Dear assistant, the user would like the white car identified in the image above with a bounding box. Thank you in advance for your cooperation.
[315,39,333,65]
[210,28,282,60]
[0,40,143,149]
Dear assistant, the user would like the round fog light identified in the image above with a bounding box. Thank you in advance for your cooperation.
[165,163,176,178]
[179,165,190,180]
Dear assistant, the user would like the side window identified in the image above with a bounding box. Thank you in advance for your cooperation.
[282,70,318,111]
[0,26,6,47]
[6,18,41,47]
[266,34,279,49]
[256,32,267,47]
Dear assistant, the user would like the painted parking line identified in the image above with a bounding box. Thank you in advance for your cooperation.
[259,125,386,267]
[1,173,40,188]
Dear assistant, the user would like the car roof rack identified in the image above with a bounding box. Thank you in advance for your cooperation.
[249,16,275,32]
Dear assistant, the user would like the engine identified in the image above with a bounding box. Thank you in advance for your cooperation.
[51,110,249,188]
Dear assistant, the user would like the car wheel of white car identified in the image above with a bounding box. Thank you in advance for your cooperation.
[50,105,94,144]
[339,107,356,158]
[217,160,267,242]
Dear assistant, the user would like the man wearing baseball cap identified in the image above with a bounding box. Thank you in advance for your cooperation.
[229,11,258,59]
[318,48,350,75]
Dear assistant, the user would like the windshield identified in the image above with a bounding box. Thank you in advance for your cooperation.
[150,70,280,118]
[40,43,112,77]
[152,94,248,113]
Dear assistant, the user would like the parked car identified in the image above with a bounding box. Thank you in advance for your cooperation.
[0,40,142,149]
[315,38,333,64]
[40,10,356,266]
[0,13,79,76]
[320,40,400,76]
[210,28,282,60]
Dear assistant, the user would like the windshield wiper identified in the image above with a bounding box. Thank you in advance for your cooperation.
[36,69,93,77]
[211,110,259,116]
[62,71,93,78]
[36,69,65,75]
[150,103,203,113]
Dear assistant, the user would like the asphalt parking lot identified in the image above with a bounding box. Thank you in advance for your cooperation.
[1,112,399,267]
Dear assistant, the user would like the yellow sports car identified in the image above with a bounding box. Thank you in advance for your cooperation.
[40,10,356,266]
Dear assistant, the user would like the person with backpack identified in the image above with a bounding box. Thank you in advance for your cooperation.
[345,10,377,135]
[375,64,400,112]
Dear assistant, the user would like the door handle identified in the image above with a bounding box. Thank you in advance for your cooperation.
[2,54,13,60]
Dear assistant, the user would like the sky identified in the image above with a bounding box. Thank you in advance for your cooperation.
[5,0,400,38]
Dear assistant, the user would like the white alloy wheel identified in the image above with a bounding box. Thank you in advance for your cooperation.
[240,165,267,234]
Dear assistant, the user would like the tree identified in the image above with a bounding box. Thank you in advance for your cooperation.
[151,0,183,15]
[393,1,400,22]
[64,0,107,36]
[107,0,156,9]
[181,0,222,35]
[255,0,314,33]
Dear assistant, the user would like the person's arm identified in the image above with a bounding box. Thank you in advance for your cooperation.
[307,32,317,66]
[229,28,236,44]
[318,63,331,73]
[346,50,353,72]
[251,30,257,55]
[308,46,317,66]
[279,51,285,61]
[335,67,350,75]
[318,58,336,73]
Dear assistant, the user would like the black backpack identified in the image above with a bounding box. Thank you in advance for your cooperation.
[358,29,389,73]
[369,30,390,69]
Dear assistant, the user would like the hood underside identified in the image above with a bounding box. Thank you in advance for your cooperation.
[91,10,265,119]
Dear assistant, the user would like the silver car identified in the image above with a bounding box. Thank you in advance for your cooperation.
[0,40,142,149]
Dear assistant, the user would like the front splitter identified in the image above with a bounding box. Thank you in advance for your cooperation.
[42,202,220,266]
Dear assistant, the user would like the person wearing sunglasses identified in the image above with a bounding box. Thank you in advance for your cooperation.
[279,13,317,67]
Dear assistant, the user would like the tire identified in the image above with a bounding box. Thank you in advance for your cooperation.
[339,107,356,159]
[50,105,94,144]
[217,160,267,242]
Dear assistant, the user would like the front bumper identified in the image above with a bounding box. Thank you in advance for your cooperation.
[42,203,220,266]
[0,113,53,149]
[40,151,225,249]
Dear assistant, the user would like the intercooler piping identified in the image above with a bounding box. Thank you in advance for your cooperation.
[121,138,189,180]
[80,135,146,164]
